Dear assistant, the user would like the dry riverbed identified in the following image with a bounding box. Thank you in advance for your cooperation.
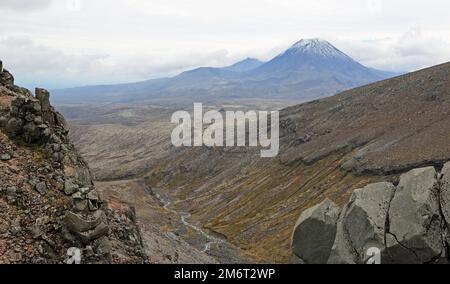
[96,179,254,264]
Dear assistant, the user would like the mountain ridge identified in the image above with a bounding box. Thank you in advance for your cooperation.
[223,58,264,73]
[52,39,396,105]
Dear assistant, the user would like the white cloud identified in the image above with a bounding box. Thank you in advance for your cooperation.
[0,0,52,11]
[1,0,450,88]
[331,29,450,72]
[0,36,238,89]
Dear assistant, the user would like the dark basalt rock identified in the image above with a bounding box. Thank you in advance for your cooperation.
[291,199,340,264]
[292,164,450,264]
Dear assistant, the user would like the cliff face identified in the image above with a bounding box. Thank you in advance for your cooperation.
[0,61,147,264]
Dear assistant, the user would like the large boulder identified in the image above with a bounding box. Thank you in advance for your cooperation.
[4,95,55,144]
[293,165,450,264]
[64,179,79,195]
[6,117,24,136]
[55,111,69,133]
[23,123,41,143]
[65,210,109,243]
[77,222,109,244]
[386,167,445,263]
[327,203,357,264]
[345,182,395,261]
[0,62,14,86]
[329,182,395,263]
[65,210,107,233]
[35,88,50,112]
[35,88,57,126]
[291,199,340,264]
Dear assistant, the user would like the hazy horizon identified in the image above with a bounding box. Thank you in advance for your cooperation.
[1,0,450,89]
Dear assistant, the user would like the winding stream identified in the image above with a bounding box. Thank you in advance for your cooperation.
[145,185,225,253]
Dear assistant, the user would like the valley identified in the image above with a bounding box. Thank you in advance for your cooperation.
[2,0,450,267]
[62,61,450,263]
[96,178,255,263]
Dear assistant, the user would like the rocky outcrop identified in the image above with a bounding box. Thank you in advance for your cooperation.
[0,60,33,96]
[386,167,444,264]
[291,199,340,264]
[0,61,147,263]
[292,164,450,264]
[0,61,14,87]
[329,182,395,264]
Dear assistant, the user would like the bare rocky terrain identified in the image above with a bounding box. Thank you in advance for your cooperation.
[60,103,269,263]
[96,179,255,263]
[0,61,147,264]
[65,62,450,263]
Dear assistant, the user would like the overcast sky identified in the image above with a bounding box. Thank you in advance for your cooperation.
[1,0,450,89]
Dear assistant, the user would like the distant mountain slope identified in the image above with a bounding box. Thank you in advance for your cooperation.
[53,39,395,105]
[223,58,264,73]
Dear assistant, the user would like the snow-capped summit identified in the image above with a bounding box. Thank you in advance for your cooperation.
[290,38,326,48]
[248,37,387,89]
[287,38,351,60]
